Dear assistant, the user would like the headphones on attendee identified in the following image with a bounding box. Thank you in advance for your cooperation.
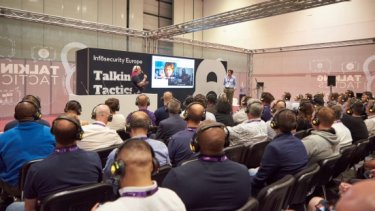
[64,100,82,115]
[51,115,84,140]
[110,138,160,177]
[15,100,42,120]
[135,94,150,106]
[245,100,262,114]
[369,101,375,113]
[183,102,206,121]
[270,109,297,130]
[271,100,286,114]
[166,98,182,114]
[190,122,230,153]
[311,108,322,126]
[91,104,113,121]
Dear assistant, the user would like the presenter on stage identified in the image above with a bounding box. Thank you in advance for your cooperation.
[131,65,149,94]
[223,69,236,106]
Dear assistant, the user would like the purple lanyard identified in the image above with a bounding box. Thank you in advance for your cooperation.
[199,155,228,162]
[121,187,158,198]
[54,145,79,153]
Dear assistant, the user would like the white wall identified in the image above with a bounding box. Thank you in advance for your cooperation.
[202,0,375,49]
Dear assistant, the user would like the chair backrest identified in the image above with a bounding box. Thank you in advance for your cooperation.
[288,164,320,206]
[368,135,375,154]
[94,144,122,167]
[332,144,357,178]
[350,139,370,167]
[236,197,258,211]
[244,139,270,168]
[152,165,172,185]
[116,129,131,140]
[39,183,115,211]
[294,128,313,140]
[224,144,246,164]
[315,154,342,187]
[257,175,295,211]
[19,159,44,199]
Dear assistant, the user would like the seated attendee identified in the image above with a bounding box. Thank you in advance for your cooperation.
[180,95,194,118]
[206,93,217,114]
[328,92,339,107]
[94,139,185,211]
[365,100,375,136]
[341,99,369,144]
[105,98,126,131]
[4,95,50,131]
[302,107,339,165]
[266,99,286,139]
[305,93,313,102]
[104,111,170,179]
[156,98,186,144]
[6,115,102,211]
[283,92,293,110]
[227,99,267,146]
[331,105,353,148]
[154,91,173,126]
[0,100,55,198]
[233,96,251,124]
[214,96,235,126]
[260,92,274,122]
[193,94,216,121]
[126,94,156,126]
[78,104,123,151]
[312,93,325,110]
[64,100,89,126]
[168,102,205,167]
[251,109,308,196]
[163,120,251,211]
[296,100,314,131]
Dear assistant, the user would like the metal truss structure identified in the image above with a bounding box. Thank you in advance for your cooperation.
[0,0,369,54]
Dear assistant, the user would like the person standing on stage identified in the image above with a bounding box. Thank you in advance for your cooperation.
[131,65,149,94]
[223,69,236,107]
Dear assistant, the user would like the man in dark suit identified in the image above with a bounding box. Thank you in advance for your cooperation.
[156,98,186,144]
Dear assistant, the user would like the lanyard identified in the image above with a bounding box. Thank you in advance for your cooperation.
[198,155,228,162]
[54,145,79,153]
[121,187,158,198]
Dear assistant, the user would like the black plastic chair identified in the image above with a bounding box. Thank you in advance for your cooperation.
[19,159,44,199]
[116,129,131,141]
[224,144,246,164]
[332,144,356,179]
[236,197,258,211]
[244,139,270,169]
[349,139,370,168]
[294,128,313,140]
[94,144,122,167]
[257,174,295,211]
[39,183,115,211]
[287,164,320,211]
[152,165,172,185]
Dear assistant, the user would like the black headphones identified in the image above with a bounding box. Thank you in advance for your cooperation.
[245,100,262,114]
[91,104,113,122]
[135,94,150,106]
[126,111,153,132]
[110,138,160,177]
[51,115,84,140]
[369,101,375,113]
[270,109,297,130]
[64,100,82,115]
[15,100,42,120]
[190,122,230,153]
[183,102,206,121]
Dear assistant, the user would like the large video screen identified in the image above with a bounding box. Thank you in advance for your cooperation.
[151,55,195,88]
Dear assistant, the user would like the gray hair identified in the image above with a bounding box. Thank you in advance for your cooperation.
[246,99,263,117]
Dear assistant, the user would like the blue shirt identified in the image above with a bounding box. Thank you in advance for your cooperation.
[168,128,196,167]
[154,106,169,126]
[224,76,236,88]
[261,105,273,122]
[0,122,55,186]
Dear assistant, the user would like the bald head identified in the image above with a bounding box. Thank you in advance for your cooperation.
[129,111,152,130]
[136,94,150,107]
[196,120,226,156]
[117,139,153,171]
[163,91,173,106]
[94,104,111,123]
[14,101,38,121]
[336,180,375,211]
[186,103,205,123]
[52,115,81,145]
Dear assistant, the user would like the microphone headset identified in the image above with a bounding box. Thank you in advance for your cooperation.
[369,101,375,113]
[135,94,150,106]
[51,115,84,140]
[190,122,230,153]
[15,100,42,120]
[64,100,82,115]
[91,104,113,122]
[270,109,297,130]
[311,108,322,126]
[183,102,206,121]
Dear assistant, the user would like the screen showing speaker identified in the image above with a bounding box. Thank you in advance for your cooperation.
[151,55,195,88]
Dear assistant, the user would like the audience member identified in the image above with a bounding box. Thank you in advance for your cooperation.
[283,92,293,110]
[305,93,313,102]
[6,115,102,211]
[296,100,314,131]
[345,89,355,99]
[302,107,339,165]
[192,94,216,121]
[0,101,55,199]
[155,98,186,144]
[227,99,267,145]
[214,96,235,126]
[126,94,156,125]
[260,92,274,122]
[104,111,170,179]
[233,96,251,124]
[266,100,286,139]
[4,95,50,131]
[312,93,325,110]
[365,99,375,136]
[105,98,126,131]
[331,105,353,148]
[251,109,308,196]
[154,91,173,126]
[205,93,217,114]
[341,99,369,143]
[78,104,123,151]
[64,100,89,126]
[168,102,205,167]
[163,120,251,210]
[328,92,339,107]
[94,139,185,211]
[180,95,194,118]
[361,91,372,104]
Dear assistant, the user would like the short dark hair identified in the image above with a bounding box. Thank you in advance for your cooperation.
[351,100,364,115]
[261,92,275,104]
[105,98,120,113]
[228,69,234,74]
[284,92,291,101]
[315,107,335,126]
[331,105,342,120]
[206,93,217,105]
[194,94,207,108]
[64,100,82,115]
[275,109,297,133]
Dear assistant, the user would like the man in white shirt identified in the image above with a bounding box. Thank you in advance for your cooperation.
[77,104,123,151]
[365,100,375,136]
[93,139,185,211]
[331,105,352,148]
[227,99,267,146]
[105,98,126,131]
